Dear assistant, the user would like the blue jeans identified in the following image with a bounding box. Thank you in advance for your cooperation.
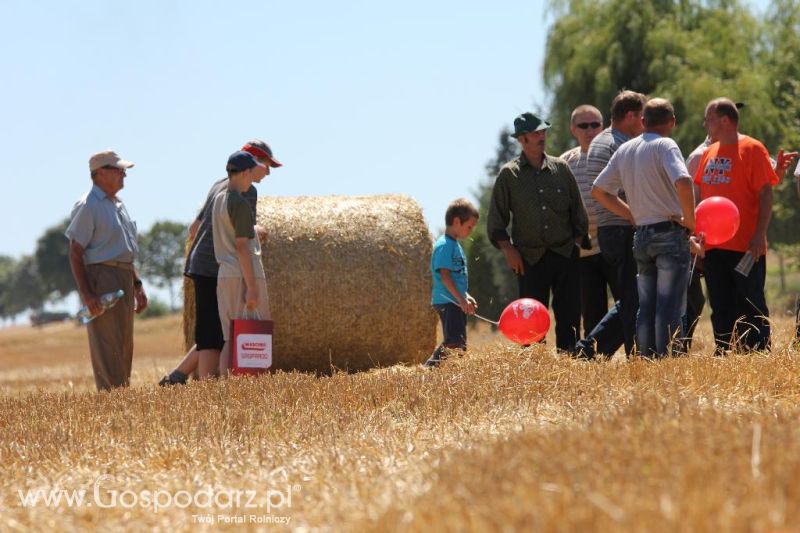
[632,226,690,358]
[574,300,624,358]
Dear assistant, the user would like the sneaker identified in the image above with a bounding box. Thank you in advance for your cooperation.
[423,357,441,368]
[158,371,187,386]
[423,352,449,368]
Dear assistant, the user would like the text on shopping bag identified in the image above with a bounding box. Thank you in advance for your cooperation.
[236,333,273,368]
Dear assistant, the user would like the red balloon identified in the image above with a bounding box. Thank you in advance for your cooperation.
[498,298,550,345]
[695,196,740,245]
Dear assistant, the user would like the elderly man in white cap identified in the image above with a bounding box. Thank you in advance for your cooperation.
[66,150,148,391]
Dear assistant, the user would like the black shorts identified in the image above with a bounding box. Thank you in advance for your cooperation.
[192,275,224,351]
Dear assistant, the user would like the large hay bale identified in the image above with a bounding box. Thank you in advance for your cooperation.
[183,194,437,372]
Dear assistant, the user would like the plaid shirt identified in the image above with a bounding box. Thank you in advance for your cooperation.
[487,152,588,265]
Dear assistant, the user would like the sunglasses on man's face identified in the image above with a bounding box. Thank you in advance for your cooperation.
[102,165,126,176]
[576,122,602,130]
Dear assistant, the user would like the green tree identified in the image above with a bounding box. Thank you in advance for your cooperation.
[543,0,771,155]
[0,255,17,322]
[34,218,74,300]
[763,0,800,294]
[4,256,46,318]
[463,128,520,322]
[138,221,188,310]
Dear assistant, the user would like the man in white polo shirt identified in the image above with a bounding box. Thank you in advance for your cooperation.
[592,98,696,358]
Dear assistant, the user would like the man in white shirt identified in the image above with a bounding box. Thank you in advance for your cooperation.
[592,98,696,358]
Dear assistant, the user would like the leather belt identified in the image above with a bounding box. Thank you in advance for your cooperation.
[637,220,687,234]
[97,260,136,272]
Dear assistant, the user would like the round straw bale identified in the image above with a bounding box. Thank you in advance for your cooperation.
[183,194,437,372]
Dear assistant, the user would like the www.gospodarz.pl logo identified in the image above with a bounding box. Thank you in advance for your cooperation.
[16,475,299,514]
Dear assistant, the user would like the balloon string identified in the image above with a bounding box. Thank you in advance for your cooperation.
[441,294,499,325]
[689,232,704,281]
[689,254,698,281]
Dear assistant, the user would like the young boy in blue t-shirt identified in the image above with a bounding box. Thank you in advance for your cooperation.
[424,198,480,367]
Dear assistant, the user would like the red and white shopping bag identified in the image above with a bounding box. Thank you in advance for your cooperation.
[230,309,273,376]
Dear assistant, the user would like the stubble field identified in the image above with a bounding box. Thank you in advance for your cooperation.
[1,313,800,532]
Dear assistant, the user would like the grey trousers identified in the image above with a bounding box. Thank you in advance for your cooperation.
[85,264,135,391]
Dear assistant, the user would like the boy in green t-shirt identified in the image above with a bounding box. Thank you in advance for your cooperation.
[211,151,271,375]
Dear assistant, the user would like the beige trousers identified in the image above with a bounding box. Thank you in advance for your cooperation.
[85,264,135,391]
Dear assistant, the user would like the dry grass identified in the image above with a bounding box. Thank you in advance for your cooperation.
[1,314,800,531]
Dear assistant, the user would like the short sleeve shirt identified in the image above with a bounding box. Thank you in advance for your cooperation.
[212,189,265,280]
[227,191,255,238]
[185,179,258,278]
[693,135,778,252]
[561,146,600,256]
[586,127,632,227]
[594,133,690,226]
[431,234,468,305]
[685,138,711,177]
[64,185,138,264]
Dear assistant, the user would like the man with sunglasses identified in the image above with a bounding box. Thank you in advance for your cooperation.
[159,139,282,385]
[66,150,149,391]
[560,105,615,338]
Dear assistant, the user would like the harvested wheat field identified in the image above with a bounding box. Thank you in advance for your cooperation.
[2,313,800,531]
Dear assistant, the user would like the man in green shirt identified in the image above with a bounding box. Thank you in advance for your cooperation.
[487,112,589,352]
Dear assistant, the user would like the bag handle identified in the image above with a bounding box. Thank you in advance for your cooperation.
[241,306,262,320]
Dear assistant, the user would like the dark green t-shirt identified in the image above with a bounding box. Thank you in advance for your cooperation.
[226,190,255,239]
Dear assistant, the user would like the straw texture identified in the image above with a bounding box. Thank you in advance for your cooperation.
[183,195,437,372]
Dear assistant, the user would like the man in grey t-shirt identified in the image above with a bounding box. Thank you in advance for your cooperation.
[592,98,696,358]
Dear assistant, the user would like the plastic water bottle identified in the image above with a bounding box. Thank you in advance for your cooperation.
[734,251,756,277]
[77,289,125,325]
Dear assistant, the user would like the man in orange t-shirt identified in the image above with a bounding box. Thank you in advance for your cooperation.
[693,98,778,353]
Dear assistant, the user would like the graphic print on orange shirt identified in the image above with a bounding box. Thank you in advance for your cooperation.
[693,135,778,253]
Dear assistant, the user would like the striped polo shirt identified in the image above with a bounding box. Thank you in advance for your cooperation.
[586,127,632,227]
[560,146,600,257]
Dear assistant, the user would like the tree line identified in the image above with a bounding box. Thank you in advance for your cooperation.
[0,220,187,323]
[465,0,800,321]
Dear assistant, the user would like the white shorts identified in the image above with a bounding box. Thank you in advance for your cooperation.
[216,277,271,341]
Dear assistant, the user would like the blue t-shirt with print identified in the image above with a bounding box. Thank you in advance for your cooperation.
[431,234,468,305]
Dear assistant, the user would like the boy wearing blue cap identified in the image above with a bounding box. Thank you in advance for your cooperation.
[213,151,271,375]
[424,198,480,367]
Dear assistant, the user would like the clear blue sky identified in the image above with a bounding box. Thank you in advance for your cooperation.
[0,0,771,259]
[0,0,554,258]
